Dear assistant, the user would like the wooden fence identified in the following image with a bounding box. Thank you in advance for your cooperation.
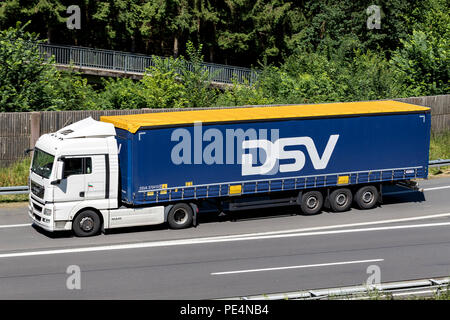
[1,94,449,168]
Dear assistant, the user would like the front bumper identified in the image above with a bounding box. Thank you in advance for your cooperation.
[28,197,72,232]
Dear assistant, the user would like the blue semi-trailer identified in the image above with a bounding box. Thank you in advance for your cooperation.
[29,100,431,236]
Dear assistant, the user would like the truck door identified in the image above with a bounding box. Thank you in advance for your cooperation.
[84,155,107,200]
[53,156,88,203]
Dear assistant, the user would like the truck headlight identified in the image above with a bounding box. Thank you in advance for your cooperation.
[43,208,52,216]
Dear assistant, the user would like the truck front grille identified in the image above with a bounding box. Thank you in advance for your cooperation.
[33,203,43,213]
[31,181,44,199]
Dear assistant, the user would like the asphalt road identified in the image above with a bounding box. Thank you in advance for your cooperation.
[0,177,449,299]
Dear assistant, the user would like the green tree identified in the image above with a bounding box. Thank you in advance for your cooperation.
[180,41,217,108]
[216,79,273,107]
[166,0,196,57]
[343,50,397,101]
[98,78,146,110]
[18,0,66,43]
[0,23,54,112]
[43,70,98,110]
[258,51,344,104]
[0,23,98,112]
[92,0,144,51]
[140,56,188,108]
[390,0,449,96]
[139,0,168,53]
[390,30,449,96]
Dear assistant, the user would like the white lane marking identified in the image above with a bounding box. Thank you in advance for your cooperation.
[0,223,31,229]
[226,212,450,239]
[1,221,450,259]
[211,259,384,275]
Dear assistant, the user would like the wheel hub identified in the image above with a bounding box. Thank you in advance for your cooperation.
[362,191,374,203]
[79,217,94,232]
[336,193,347,206]
[173,209,188,224]
[306,196,318,209]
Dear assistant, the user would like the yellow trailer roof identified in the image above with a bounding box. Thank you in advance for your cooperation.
[100,100,430,133]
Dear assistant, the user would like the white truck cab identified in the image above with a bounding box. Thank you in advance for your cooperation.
[29,117,164,236]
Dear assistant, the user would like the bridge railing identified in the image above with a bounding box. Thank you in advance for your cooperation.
[38,43,259,85]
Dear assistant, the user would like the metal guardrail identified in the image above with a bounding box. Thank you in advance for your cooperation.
[429,159,450,168]
[221,277,450,300]
[1,159,449,196]
[37,43,259,85]
[0,186,29,195]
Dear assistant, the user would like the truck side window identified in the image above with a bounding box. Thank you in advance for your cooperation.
[63,157,92,178]
[64,158,83,178]
[85,157,92,174]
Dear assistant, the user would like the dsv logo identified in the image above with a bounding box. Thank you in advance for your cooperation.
[242,135,339,176]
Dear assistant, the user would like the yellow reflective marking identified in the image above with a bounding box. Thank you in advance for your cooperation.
[338,176,349,185]
[229,185,242,195]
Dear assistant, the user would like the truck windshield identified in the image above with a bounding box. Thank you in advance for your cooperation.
[31,148,55,179]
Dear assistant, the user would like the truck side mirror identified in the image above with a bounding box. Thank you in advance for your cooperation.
[51,160,65,185]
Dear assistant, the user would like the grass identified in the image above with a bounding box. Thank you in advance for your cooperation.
[0,157,30,186]
[429,131,450,160]
[0,157,30,203]
[432,284,450,300]
[429,131,450,176]
[0,131,449,202]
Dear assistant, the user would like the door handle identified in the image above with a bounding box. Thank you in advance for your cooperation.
[79,191,85,197]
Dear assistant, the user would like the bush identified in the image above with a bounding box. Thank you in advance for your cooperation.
[0,22,53,112]
[216,79,273,107]
[140,56,189,108]
[99,78,147,110]
[43,70,99,110]
[180,41,218,108]
[390,30,449,97]
[0,22,99,112]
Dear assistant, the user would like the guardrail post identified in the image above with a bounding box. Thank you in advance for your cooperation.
[30,112,41,154]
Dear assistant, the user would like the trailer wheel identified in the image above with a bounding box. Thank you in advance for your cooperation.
[329,188,353,212]
[300,191,323,215]
[167,203,193,229]
[354,185,379,210]
[72,209,101,237]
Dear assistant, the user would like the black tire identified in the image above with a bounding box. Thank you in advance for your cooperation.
[300,191,324,215]
[72,209,101,237]
[354,185,379,210]
[167,203,194,229]
[329,188,353,212]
